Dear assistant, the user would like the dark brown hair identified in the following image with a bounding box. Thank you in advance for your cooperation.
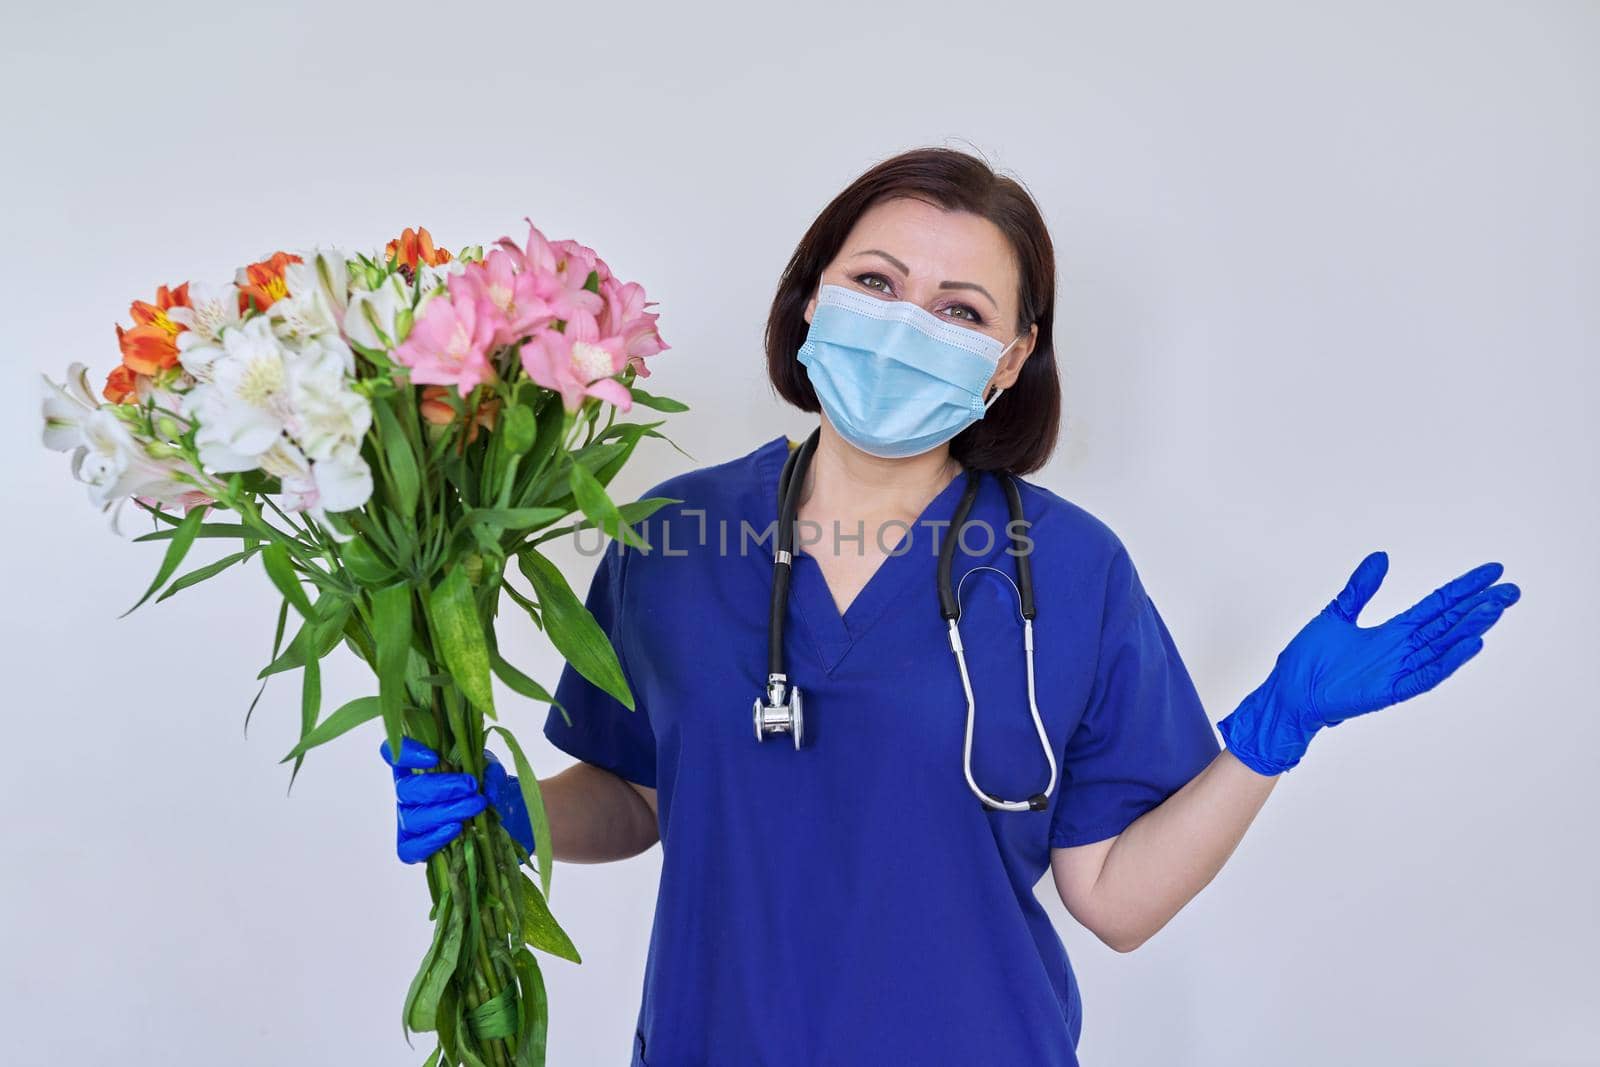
[764,146,1060,474]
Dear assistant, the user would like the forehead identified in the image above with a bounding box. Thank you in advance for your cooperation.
[836,195,1019,294]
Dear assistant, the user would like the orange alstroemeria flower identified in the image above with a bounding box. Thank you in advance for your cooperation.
[102,364,140,404]
[386,226,454,272]
[419,385,499,446]
[237,251,303,314]
[115,281,193,376]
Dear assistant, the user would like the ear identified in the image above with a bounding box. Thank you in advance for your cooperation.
[990,323,1038,391]
[803,290,817,326]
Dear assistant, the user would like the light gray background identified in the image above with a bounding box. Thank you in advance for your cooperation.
[3,2,1594,1064]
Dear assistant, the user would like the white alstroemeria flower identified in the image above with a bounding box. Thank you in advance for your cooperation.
[135,373,194,413]
[40,362,97,452]
[270,289,341,346]
[257,436,316,507]
[289,342,370,461]
[311,438,373,512]
[300,329,356,376]
[417,257,467,294]
[188,317,293,471]
[307,249,351,315]
[74,408,195,509]
[273,251,352,344]
[258,436,370,536]
[343,273,413,351]
[172,282,244,382]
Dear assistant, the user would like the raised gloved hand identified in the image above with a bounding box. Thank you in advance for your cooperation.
[379,737,537,865]
[1217,551,1521,776]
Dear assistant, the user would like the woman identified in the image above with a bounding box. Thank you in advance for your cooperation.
[382,147,1521,1065]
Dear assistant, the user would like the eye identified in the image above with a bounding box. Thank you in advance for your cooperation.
[941,303,985,325]
[853,271,893,295]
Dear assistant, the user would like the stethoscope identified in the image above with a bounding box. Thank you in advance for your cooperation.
[753,427,1060,812]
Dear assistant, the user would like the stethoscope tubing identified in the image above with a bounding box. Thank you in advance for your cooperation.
[762,427,1057,811]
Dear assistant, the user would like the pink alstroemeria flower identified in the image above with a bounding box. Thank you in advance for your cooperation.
[391,273,502,392]
[450,248,558,350]
[520,318,632,414]
[599,276,670,378]
[494,219,603,328]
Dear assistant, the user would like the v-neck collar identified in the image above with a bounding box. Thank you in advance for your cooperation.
[755,434,972,676]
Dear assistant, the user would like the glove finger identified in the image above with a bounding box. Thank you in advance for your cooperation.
[1390,561,1505,629]
[395,771,481,805]
[398,820,463,865]
[1329,550,1388,623]
[399,793,489,835]
[482,754,510,798]
[1392,635,1484,703]
[381,737,441,772]
[490,784,535,857]
[1408,584,1514,650]
[1404,600,1505,672]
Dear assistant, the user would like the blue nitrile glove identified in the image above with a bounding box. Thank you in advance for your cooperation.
[1217,551,1521,776]
[379,737,537,864]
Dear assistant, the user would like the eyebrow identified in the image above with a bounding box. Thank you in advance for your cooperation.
[851,248,998,310]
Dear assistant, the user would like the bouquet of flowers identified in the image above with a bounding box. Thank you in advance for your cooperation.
[39,221,680,1065]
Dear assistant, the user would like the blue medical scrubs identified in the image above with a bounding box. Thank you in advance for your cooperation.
[543,434,1221,1066]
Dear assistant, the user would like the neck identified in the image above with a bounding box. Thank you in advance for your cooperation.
[798,419,961,522]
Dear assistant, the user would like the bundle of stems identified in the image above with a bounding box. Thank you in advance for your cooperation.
[129,352,682,1066]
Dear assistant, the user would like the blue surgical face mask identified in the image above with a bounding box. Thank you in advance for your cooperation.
[796,283,1024,459]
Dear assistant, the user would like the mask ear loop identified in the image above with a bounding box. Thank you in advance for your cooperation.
[981,330,1028,413]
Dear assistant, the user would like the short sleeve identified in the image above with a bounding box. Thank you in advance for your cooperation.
[1049,544,1221,848]
[541,542,658,788]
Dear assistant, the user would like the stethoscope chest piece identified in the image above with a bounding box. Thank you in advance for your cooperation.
[753,676,804,749]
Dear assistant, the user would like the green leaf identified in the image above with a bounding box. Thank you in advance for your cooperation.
[617,496,679,526]
[489,652,557,706]
[254,596,351,679]
[132,522,253,542]
[515,549,634,712]
[403,701,440,753]
[466,985,517,1040]
[627,388,689,413]
[342,537,396,585]
[425,565,496,721]
[490,726,557,901]
[531,496,680,550]
[499,403,537,455]
[261,543,315,620]
[244,598,290,739]
[404,881,466,1033]
[529,393,567,465]
[567,461,645,549]
[464,506,567,534]
[122,504,208,617]
[513,947,549,1067]
[377,400,421,518]
[155,546,259,603]
[372,582,415,765]
[286,624,323,793]
[278,695,382,763]
[514,870,580,963]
